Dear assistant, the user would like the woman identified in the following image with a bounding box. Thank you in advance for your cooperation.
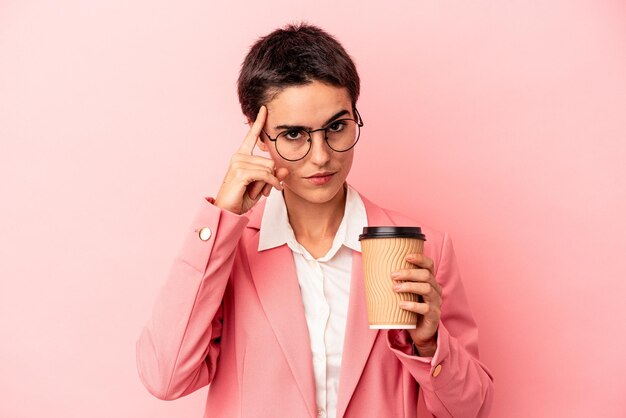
[136,22,494,418]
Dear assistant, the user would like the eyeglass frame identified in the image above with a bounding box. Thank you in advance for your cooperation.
[261,107,364,162]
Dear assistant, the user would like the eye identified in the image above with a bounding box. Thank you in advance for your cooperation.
[327,121,346,132]
[283,129,305,141]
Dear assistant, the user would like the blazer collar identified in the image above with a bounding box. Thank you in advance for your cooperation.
[245,188,396,418]
[245,196,266,230]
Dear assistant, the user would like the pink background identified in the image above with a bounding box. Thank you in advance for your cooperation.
[1,1,625,416]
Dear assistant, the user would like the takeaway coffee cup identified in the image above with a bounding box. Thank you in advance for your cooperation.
[358,226,427,329]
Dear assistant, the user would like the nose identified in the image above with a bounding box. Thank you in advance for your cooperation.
[307,130,332,165]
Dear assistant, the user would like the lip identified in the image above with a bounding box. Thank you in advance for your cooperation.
[305,171,336,179]
[305,172,335,186]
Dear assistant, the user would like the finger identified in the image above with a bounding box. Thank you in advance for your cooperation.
[232,160,273,175]
[391,269,442,296]
[393,281,442,304]
[247,181,265,201]
[246,177,271,201]
[238,168,283,192]
[254,178,280,199]
[236,154,276,171]
[238,105,267,155]
[275,167,289,183]
[257,182,271,197]
[405,253,435,276]
[398,301,439,318]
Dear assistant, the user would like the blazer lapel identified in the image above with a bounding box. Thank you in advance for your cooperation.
[336,192,396,418]
[245,201,317,418]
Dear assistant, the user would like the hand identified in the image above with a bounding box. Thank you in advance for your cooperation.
[214,105,289,215]
[391,253,442,357]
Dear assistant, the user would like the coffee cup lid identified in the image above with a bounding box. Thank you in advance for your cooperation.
[358,226,426,241]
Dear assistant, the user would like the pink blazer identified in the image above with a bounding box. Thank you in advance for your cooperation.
[136,190,494,417]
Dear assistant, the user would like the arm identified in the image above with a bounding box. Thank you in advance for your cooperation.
[135,196,249,400]
[386,232,495,417]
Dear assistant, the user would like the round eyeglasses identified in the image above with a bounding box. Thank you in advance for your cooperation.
[261,107,364,161]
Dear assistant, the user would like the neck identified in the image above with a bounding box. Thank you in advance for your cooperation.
[283,183,347,241]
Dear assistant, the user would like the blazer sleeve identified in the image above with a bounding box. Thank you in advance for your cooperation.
[136,196,249,400]
[386,232,495,417]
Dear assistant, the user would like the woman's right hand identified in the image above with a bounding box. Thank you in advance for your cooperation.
[214,106,289,215]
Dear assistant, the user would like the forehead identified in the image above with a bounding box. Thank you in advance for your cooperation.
[265,80,352,129]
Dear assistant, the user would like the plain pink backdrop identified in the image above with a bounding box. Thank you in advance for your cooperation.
[1,1,625,417]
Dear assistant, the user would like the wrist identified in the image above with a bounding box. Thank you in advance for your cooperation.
[411,332,438,357]
[213,196,242,215]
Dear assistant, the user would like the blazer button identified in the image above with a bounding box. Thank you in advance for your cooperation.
[432,363,443,377]
[198,227,212,241]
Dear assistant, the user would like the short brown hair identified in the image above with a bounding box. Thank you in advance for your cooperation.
[237,21,360,127]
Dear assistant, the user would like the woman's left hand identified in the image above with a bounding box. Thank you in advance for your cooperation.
[391,253,442,357]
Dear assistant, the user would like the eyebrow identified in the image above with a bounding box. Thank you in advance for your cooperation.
[273,109,351,131]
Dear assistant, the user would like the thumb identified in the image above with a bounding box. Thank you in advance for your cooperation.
[275,167,290,182]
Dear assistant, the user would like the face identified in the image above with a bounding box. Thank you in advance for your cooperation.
[252,80,356,206]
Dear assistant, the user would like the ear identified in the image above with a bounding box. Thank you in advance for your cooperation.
[248,120,270,152]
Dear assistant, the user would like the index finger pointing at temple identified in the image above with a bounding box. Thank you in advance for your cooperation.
[238,105,267,155]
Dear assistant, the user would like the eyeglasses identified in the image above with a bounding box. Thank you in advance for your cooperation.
[262,107,364,161]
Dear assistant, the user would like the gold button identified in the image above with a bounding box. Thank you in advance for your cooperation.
[198,227,212,241]
[432,363,442,377]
